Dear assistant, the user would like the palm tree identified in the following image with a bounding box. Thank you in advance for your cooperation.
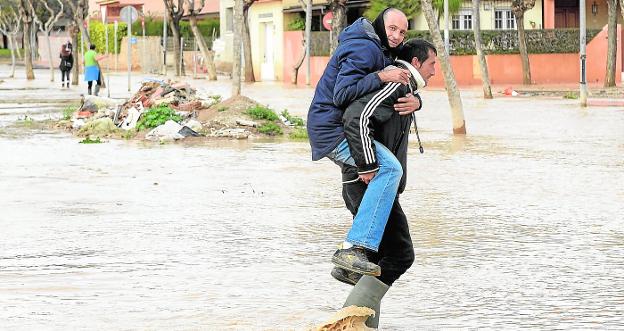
[604,0,617,87]
[185,0,217,80]
[421,0,466,134]
[232,0,243,96]
[511,0,535,85]
[472,0,492,98]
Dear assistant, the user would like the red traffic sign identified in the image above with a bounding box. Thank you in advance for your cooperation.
[322,11,333,31]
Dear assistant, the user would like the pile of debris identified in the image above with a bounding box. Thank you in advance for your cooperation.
[67,79,220,142]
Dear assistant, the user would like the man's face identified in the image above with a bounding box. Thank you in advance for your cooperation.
[413,49,437,83]
[384,11,408,49]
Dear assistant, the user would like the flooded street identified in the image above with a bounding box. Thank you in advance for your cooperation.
[1,69,623,330]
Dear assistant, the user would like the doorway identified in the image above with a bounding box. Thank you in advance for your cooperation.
[260,22,275,81]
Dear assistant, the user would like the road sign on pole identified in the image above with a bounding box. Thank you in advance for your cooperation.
[120,6,138,91]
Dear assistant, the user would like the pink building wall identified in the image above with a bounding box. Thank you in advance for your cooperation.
[283,27,621,88]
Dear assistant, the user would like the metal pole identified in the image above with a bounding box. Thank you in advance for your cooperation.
[179,37,184,76]
[142,18,146,74]
[105,22,110,97]
[444,0,450,52]
[193,37,197,79]
[579,0,588,107]
[305,0,311,85]
[127,18,131,92]
[163,13,167,76]
[114,21,118,72]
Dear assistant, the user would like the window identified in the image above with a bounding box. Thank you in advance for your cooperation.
[495,9,515,29]
[225,7,233,32]
[452,11,473,30]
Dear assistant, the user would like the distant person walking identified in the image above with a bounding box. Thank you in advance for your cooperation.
[59,41,73,88]
[84,44,105,96]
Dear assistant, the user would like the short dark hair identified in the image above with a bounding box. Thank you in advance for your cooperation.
[89,44,96,50]
[397,39,437,64]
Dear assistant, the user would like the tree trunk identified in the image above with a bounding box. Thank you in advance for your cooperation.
[71,27,79,85]
[188,14,217,80]
[19,0,34,80]
[9,36,17,78]
[46,33,54,82]
[170,18,182,76]
[232,0,243,96]
[242,4,255,82]
[291,32,306,84]
[421,0,466,134]
[604,0,617,87]
[329,0,347,54]
[304,0,312,85]
[516,15,531,85]
[472,0,492,98]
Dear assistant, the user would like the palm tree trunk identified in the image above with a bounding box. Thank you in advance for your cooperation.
[46,33,54,82]
[71,27,79,85]
[516,16,531,85]
[23,18,34,79]
[170,20,182,76]
[329,0,347,54]
[242,7,255,82]
[604,0,617,87]
[421,0,466,134]
[232,0,243,96]
[472,0,492,98]
[188,14,217,80]
[9,35,17,78]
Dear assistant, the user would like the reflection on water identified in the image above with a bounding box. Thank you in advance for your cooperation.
[0,95,623,330]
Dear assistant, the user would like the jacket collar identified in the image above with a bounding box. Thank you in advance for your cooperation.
[394,59,426,92]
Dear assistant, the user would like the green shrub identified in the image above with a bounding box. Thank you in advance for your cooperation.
[0,48,23,57]
[81,21,128,54]
[281,109,305,127]
[288,127,308,140]
[258,122,283,135]
[246,105,279,121]
[79,137,102,144]
[136,105,182,130]
[563,91,579,99]
[287,17,305,31]
[61,105,78,120]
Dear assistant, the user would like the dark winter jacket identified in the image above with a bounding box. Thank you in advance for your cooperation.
[59,53,73,71]
[306,18,394,161]
[342,60,423,194]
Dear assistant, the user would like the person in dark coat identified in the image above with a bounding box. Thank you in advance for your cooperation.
[336,39,438,329]
[307,8,421,280]
[59,41,73,88]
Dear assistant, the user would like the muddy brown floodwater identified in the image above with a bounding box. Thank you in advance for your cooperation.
[1,80,623,330]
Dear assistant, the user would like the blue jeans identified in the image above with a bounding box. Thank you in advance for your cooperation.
[327,138,402,251]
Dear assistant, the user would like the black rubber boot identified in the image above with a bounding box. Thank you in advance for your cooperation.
[343,275,390,328]
[87,86,92,95]
[332,246,381,276]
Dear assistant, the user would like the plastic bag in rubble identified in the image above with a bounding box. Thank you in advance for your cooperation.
[145,120,185,141]
[120,104,144,130]
[82,95,123,112]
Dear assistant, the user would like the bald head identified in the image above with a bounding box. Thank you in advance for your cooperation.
[383,9,408,48]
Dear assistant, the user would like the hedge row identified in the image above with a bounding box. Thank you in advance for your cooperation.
[308,29,601,56]
[81,18,219,54]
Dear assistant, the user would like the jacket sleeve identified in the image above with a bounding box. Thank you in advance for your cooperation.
[343,82,407,174]
[332,41,384,109]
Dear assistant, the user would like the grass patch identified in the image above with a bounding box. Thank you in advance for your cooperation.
[61,105,79,120]
[281,109,305,127]
[217,106,228,112]
[288,127,308,140]
[257,122,283,135]
[79,137,102,144]
[136,105,182,131]
[121,129,138,140]
[0,49,22,57]
[246,105,279,121]
[563,91,579,99]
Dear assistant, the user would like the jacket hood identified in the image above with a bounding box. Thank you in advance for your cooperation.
[338,17,382,48]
